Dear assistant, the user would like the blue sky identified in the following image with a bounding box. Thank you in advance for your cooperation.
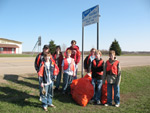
[0,0,150,52]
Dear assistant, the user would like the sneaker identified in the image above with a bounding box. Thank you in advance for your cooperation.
[115,104,120,107]
[104,103,112,106]
[39,97,42,102]
[43,107,48,111]
[104,104,109,106]
[97,101,101,105]
[48,104,56,108]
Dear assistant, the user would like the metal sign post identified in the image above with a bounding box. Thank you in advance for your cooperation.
[82,5,100,77]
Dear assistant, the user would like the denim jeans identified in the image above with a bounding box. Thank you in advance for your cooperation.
[107,83,120,105]
[39,77,42,97]
[73,64,78,80]
[92,78,103,102]
[55,71,62,89]
[62,73,73,93]
[42,82,53,108]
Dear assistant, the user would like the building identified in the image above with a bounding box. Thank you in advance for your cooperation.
[0,38,22,54]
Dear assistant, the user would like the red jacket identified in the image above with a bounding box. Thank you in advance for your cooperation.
[65,45,81,64]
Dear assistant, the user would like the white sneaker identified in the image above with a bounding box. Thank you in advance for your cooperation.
[43,107,48,111]
[115,104,120,107]
[97,101,101,105]
[104,104,109,106]
[39,97,42,101]
[48,104,56,108]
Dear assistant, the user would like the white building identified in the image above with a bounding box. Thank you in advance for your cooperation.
[0,38,22,54]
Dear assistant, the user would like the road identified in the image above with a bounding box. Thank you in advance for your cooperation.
[0,56,150,76]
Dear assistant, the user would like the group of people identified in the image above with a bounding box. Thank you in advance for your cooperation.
[34,40,121,111]
[84,48,121,107]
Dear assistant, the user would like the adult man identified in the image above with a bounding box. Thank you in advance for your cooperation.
[34,45,49,101]
[65,40,80,79]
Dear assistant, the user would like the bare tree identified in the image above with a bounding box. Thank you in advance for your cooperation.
[61,43,67,52]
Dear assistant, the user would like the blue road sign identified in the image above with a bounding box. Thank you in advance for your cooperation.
[82,5,99,27]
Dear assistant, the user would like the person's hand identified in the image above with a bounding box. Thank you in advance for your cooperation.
[73,72,76,77]
[41,82,44,88]
[87,73,91,77]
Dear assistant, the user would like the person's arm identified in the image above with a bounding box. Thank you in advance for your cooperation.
[102,62,107,84]
[116,62,121,85]
[61,59,64,74]
[34,54,39,72]
[84,56,88,72]
[38,63,44,87]
[76,49,81,64]
[88,59,92,73]
[73,60,76,76]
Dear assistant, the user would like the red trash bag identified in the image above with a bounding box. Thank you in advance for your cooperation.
[101,80,107,104]
[70,74,94,107]
[101,81,114,104]
[70,78,79,95]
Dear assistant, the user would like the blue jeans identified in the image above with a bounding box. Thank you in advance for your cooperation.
[92,78,103,102]
[55,71,62,89]
[42,82,53,108]
[39,77,42,97]
[107,83,120,105]
[62,73,73,93]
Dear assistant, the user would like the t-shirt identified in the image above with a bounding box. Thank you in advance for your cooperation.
[44,61,52,85]
[62,57,75,75]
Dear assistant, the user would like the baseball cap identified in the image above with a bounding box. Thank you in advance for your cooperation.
[43,45,49,49]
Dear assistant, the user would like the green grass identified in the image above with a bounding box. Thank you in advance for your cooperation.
[0,66,150,113]
[0,54,36,57]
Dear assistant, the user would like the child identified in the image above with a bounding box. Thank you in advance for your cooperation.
[34,45,49,101]
[38,52,59,111]
[65,40,80,80]
[103,50,121,107]
[53,46,63,91]
[62,49,75,94]
[90,50,104,105]
[84,48,96,73]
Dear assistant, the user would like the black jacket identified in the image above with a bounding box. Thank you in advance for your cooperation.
[91,58,104,80]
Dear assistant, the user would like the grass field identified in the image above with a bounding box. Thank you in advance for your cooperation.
[0,66,150,113]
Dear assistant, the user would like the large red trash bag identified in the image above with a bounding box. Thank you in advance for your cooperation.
[101,80,107,104]
[101,81,114,104]
[70,74,94,107]
[83,73,92,82]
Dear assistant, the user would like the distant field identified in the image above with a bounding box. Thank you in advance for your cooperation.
[0,54,36,57]
[0,66,150,113]
[0,53,150,57]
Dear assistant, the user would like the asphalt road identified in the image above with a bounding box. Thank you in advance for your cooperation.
[0,56,150,76]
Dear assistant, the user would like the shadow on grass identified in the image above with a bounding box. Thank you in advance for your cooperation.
[3,74,39,89]
[0,86,40,107]
[3,74,78,105]
[54,91,77,105]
